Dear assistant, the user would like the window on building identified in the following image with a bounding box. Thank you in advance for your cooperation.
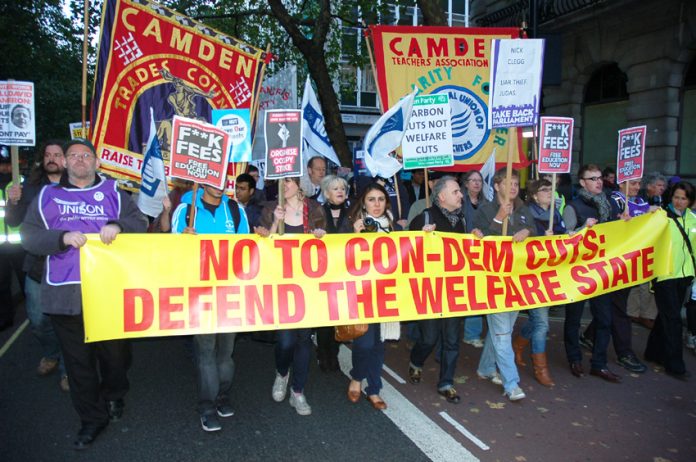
[678,58,696,175]
[582,64,629,167]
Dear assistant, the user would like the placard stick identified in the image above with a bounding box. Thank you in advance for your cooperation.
[502,128,515,236]
[10,146,19,187]
[362,22,382,114]
[424,168,430,208]
[547,173,557,233]
[531,124,539,180]
[278,179,285,235]
[393,172,403,221]
[245,43,272,178]
[81,0,90,131]
[187,183,199,228]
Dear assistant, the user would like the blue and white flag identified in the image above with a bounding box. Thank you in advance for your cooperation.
[137,107,168,218]
[301,76,341,166]
[363,88,418,178]
[480,148,496,202]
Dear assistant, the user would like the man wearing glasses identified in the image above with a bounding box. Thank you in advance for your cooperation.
[562,164,622,383]
[21,138,147,449]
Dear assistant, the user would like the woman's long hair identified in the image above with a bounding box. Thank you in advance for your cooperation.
[348,182,393,229]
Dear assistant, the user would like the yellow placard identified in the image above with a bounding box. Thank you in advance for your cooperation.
[81,212,672,342]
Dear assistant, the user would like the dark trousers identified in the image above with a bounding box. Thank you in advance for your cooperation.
[645,277,692,374]
[0,245,25,327]
[584,287,634,357]
[51,314,132,426]
[350,324,384,396]
[410,317,462,390]
[564,294,612,370]
[315,326,339,363]
[275,328,312,393]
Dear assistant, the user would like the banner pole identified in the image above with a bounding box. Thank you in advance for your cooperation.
[245,43,272,177]
[548,173,556,233]
[81,0,90,131]
[502,128,515,236]
[362,23,383,114]
[278,180,285,235]
[424,168,430,208]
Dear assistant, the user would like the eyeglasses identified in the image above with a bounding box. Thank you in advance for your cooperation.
[582,176,602,182]
[67,152,93,160]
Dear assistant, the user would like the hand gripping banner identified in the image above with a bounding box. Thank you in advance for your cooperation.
[81,212,672,342]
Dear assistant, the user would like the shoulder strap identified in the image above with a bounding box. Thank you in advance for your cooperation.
[670,212,696,269]
[227,199,241,230]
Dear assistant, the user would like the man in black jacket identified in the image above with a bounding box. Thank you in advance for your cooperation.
[407,176,482,404]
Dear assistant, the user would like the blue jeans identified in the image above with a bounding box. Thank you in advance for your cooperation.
[25,276,65,375]
[463,316,483,341]
[410,318,462,390]
[194,333,236,415]
[351,324,384,396]
[520,308,549,354]
[478,312,520,393]
[275,328,312,393]
[564,295,612,370]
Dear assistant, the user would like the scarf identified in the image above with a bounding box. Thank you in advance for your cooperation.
[577,188,612,222]
[436,203,465,228]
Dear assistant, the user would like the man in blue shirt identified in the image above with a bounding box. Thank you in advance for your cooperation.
[172,184,249,432]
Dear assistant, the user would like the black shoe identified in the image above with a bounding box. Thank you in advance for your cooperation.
[107,399,124,422]
[200,413,222,432]
[665,370,691,382]
[570,361,584,378]
[590,367,622,383]
[579,335,594,351]
[438,388,461,404]
[617,355,647,373]
[73,423,107,450]
[408,366,422,384]
[216,403,234,418]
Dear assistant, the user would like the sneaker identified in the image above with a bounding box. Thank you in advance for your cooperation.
[200,413,222,432]
[272,373,289,402]
[37,357,59,376]
[60,375,70,392]
[463,338,484,348]
[408,366,422,384]
[617,355,647,373]
[686,334,696,350]
[504,386,526,401]
[289,392,312,416]
[216,403,234,418]
[477,371,503,386]
[579,335,594,351]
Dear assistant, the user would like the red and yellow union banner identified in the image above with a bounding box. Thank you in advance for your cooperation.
[91,0,267,184]
[370,25,527,171]
[81,212,671,342]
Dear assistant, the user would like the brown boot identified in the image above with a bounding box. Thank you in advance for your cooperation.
[512,336,529,367]
[531,352,555,387]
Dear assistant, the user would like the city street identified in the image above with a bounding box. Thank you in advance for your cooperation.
[2,307,695,462]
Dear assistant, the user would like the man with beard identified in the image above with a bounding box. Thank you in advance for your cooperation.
[5,140,70,389]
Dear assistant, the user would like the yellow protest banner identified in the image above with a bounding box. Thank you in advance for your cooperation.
[81,212,671,342]
[369,25,527,171]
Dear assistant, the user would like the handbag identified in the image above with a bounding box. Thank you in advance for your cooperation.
[335,323,368,342]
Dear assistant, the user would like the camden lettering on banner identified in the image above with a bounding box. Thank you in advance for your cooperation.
[80,212,672,342]
[90,0,266,185]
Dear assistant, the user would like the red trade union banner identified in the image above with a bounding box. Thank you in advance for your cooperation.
[369,25,528,172]
[90,0,266,185]
[170,116,230,189]
[538,117,574,174]
[617,126,646,183]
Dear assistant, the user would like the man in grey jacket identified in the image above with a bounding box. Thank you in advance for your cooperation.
[21,138,147,450]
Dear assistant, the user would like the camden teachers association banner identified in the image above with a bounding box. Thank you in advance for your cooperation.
[369,25,528,172]
[81,212,671,342]
[90,0,267,184]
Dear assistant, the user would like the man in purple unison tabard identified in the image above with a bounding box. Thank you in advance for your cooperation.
[21,138,147,450]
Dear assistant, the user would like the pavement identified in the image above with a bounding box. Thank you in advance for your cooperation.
[2,305,696,462]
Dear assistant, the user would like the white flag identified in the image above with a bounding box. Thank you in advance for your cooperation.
[480,148,496,202]
[363,88,418,178]
[301,77,341,166]
[137,107,168,217]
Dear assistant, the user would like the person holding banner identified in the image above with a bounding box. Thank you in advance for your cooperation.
[5,140,70,390]
[171,183,250,432]
[20,138,148,449]
[257,177,326,416]
[347,183,400,410]
[461,170,489,348]
[512,179,566,387]
[408,176,481,404]
[315,175,352,372]
[644,181,696,381]
[562,164,622,383]
[473,168,536,402]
